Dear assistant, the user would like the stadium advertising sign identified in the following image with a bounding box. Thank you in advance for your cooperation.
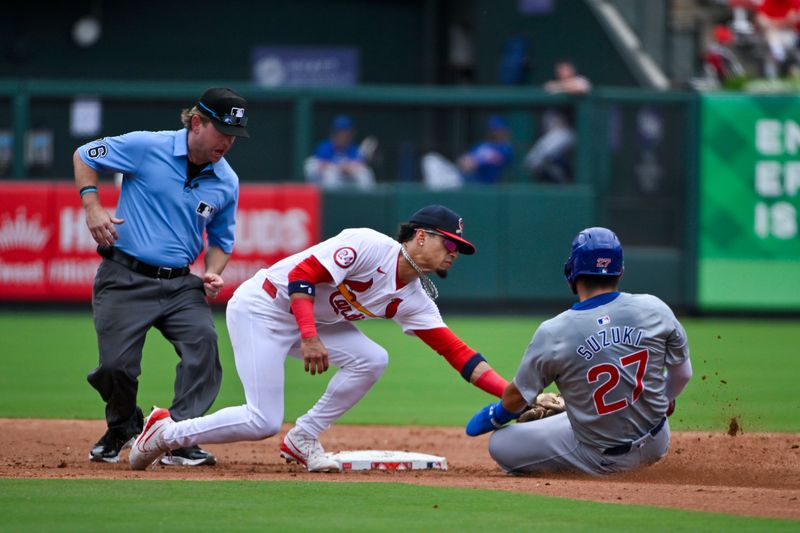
[251,46,359,87]
[0,182,320,302]
[699,94,800,310]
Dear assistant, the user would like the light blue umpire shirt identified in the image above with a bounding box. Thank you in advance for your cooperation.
[78,130,239,268]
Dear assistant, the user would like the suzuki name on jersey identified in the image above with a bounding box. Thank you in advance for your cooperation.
[575,326,645,360]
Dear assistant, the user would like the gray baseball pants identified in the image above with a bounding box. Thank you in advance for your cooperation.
[488,412,670,476]
[87,258,222,433]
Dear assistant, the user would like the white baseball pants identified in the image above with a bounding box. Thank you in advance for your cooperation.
[161,271,388,449]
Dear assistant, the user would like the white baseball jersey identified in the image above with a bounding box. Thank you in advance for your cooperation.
[264,227,446,332]
[513,291,690,449]
[159,227,451,449]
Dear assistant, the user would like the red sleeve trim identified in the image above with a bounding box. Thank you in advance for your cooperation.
[288,255,333,284]
[414,327,476,373]
[290,297,317,339]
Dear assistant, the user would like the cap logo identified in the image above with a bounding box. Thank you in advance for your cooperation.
[457,218,464,235]
[230,107,245,118]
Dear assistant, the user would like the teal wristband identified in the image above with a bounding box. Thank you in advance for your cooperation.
[79,186,98,198]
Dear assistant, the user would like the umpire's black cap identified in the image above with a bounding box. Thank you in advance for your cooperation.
[196,87,250,138]
[408,205,476,255]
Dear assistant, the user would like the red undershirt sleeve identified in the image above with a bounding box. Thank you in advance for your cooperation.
[288,255,334,339]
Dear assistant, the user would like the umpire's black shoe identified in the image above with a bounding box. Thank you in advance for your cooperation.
[160,445,217,467]
[88,428,136,464]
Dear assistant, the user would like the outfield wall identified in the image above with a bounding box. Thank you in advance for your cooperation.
[0,180,689,309]
[0,182,320,302]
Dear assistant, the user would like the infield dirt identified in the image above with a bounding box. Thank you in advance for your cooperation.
[2,419,798,520]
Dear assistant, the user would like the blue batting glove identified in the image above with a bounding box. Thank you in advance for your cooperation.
[466,401,519,437]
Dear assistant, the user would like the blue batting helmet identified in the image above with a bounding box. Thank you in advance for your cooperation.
[564,227,624,294]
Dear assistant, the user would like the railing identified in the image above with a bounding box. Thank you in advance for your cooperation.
[0,80,577,181]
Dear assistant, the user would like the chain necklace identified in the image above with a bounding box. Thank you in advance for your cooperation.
[400,244,438,300]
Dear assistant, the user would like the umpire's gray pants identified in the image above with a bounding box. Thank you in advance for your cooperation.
[87,259,222,432]
[488,412,670,476]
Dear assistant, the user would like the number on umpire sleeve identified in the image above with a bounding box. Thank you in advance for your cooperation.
[87,145,108,159]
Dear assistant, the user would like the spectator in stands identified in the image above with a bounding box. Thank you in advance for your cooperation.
[543,60,592,95]
[498,36,531,85]
[729,0,756,35]
[754,0,800,78]
[305,115,376,190]
[421,115,514,189]
[524,109,576,184]
[524,61,591,184]
[705,25,746,83]
[456,115,514,184]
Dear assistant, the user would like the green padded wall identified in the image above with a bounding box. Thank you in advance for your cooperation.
[320,185,596,306]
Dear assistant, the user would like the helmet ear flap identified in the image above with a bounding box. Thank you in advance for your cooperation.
[564,259,578,294]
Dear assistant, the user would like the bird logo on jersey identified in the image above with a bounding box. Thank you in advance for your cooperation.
[330,278,403,321]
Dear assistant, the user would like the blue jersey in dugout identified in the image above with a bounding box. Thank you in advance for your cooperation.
[464,141,513,184]
[314,139,363,163]
[78,130,239,268]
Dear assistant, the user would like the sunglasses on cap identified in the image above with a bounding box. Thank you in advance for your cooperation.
[422,230,459,253]
[198,102,249,127]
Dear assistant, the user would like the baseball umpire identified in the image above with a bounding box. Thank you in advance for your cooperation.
[466,227,693,475]
[73,87,249,466]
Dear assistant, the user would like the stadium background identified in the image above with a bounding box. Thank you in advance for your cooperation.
[2,0,796,313]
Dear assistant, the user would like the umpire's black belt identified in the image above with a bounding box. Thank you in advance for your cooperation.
[603,417,666,456]
[98,246,190,280]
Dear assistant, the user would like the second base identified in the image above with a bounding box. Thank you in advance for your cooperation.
[327,450,448,471]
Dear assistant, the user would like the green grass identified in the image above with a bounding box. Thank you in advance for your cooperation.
[1,312,798,530]
[0,479,795,532]
[1,313,799,432]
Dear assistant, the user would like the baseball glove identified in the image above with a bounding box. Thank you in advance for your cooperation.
[517,392,566,423]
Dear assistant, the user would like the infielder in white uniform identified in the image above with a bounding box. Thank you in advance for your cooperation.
[466,227,692,476]
[130,205,510,471]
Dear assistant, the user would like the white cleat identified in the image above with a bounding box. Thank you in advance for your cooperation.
[279,426,341,473]
[129,407,173,471]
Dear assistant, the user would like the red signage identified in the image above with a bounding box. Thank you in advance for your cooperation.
[0,181,320,302]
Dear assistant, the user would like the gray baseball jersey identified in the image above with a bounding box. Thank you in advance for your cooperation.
[513,291,689,449]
